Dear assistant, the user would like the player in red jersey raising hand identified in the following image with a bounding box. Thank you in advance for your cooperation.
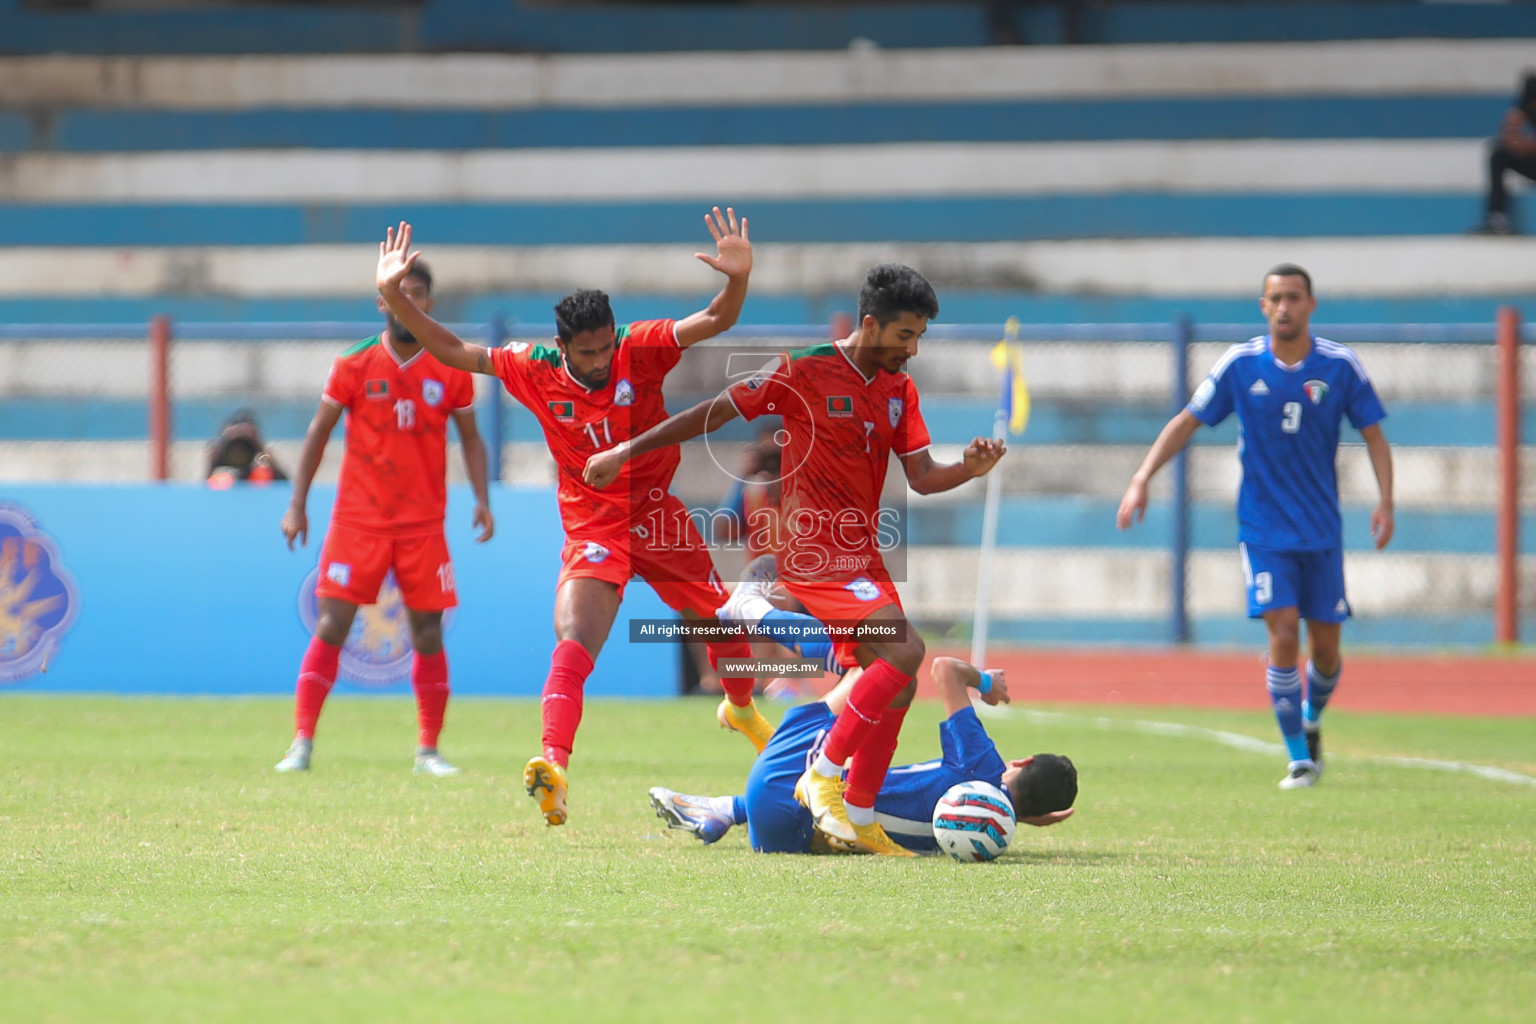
[276,259,494,777]
[376,211,771,827]
[585,264,1007,855]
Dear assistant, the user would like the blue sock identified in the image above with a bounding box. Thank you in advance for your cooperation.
[1266,664,1311,764]
[757,609,833,661]
[1304,660,1340,726]
[729,795,748,826]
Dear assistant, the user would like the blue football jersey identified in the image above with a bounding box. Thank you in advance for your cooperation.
[1187,335,1386,551]
[872,707,1007,853]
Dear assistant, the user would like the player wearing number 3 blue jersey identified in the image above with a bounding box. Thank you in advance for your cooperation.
[1117,264,1395,790]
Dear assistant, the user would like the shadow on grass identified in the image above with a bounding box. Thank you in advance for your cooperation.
[996,849,1124,867]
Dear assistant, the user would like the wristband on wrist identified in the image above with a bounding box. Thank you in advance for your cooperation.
[977,670,994,696]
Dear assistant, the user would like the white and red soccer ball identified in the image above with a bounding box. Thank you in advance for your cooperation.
[931,780,1017,862]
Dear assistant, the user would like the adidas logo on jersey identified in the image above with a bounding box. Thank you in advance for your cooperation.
[1335,599,1348,614]
[1249,379,1270,395]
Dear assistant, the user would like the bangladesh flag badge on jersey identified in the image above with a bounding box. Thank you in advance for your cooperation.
[1303,379,1329,405]
[549,400,575,422]
[827,395,854,418]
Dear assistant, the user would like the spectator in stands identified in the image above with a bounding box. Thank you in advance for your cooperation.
[207,408,287,487]
[1476,72,1536,235]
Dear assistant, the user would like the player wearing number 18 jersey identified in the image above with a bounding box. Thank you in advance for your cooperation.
[584,264,1008,855]
[1117,264,1395,790]
[376,211,772,827]
[276,260,495,777]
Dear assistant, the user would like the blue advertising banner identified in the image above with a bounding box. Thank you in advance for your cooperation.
[0,484,676,696]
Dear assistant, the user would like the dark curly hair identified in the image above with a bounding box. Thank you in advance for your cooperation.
[554,288,616,343]
[857,263,939,325]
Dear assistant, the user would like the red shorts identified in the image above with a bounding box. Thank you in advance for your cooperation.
[316,523,457,612]
[558,492,727,618]
[781,571,903,670]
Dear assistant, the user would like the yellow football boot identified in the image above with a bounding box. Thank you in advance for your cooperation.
[794,768,858,846]
[717,698,775,754]
[852,819,916,857]
[523,755,569,826]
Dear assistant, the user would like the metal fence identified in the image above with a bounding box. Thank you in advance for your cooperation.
[0,316,1525,647]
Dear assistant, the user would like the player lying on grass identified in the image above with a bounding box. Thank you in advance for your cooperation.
[649,657,1076,853]
[585,264,1007,856]
[376,212,775,826]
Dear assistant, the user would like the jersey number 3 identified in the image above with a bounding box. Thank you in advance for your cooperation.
[1280,401,1302,434]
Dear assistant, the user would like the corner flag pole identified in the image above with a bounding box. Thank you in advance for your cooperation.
[972,318,1024,669]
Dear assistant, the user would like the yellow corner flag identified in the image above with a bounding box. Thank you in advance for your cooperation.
[989,317,1030,435]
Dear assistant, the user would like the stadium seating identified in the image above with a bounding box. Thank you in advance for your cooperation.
[2,5,1532,644]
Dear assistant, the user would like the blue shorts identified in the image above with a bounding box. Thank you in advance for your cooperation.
[742,702,835,853]
[1240,542,1350,622]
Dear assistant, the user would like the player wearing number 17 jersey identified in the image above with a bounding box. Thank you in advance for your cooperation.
[1117,263,1395,790]
[276,260,495,777]
[376,212,772,827]
[585,264,1008,855]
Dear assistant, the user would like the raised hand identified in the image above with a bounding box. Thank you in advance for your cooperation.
[978,667,1010,706]
[695,206,751,280]
[962,437,1007,478]
[377,221,422,294]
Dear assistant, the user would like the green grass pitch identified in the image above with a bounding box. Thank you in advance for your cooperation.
[2,694,1533,1023]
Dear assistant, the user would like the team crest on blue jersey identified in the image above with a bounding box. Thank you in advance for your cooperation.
[1304,380,1329,405]
[614,378,635,407]
[845,577,880,601]
[422,379,444,407]
[0,504,79,685]
[888,397,903,428]
[299,567,452,687]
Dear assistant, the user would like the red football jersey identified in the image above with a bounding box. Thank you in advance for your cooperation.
[322,335,475,534]
[487,319,683,536]
[726,342,931,582]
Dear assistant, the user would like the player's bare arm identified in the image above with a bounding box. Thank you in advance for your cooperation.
[932,656,1010,716]
[1116,409,1203,529]
[281,398,344,550]
[452,408,495,543]
[1360,422,1395,549]
[582,394,741,488]
[900,437,1006,496]
[674,206,751,349]
[376,222,491,375]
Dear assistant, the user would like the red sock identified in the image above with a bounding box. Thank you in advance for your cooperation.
[821,658,912,767]
[844,704,909,809]
[707,639,755,707]
[294,636,341,739]
[412,649,449,749]
[541,639,594,768]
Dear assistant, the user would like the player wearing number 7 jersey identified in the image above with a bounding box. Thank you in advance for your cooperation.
[1116,263,1394,790]
[376,211,773,827]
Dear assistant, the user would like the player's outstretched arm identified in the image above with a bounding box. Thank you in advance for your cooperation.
[582,395,741,488]
[932,656,1009,717]
[452,408,495,543]
[674,206,751,349]
[1116,409,1202,529]
[901,437,1006,495]
[281,399,343,550]
[1360,422,1395,548]
[376,222,492,375]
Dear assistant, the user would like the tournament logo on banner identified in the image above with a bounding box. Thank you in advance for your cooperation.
[0,503,79,685]
[297,567,453,687]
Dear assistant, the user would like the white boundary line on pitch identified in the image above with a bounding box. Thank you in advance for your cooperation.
[981,706,1536,788]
